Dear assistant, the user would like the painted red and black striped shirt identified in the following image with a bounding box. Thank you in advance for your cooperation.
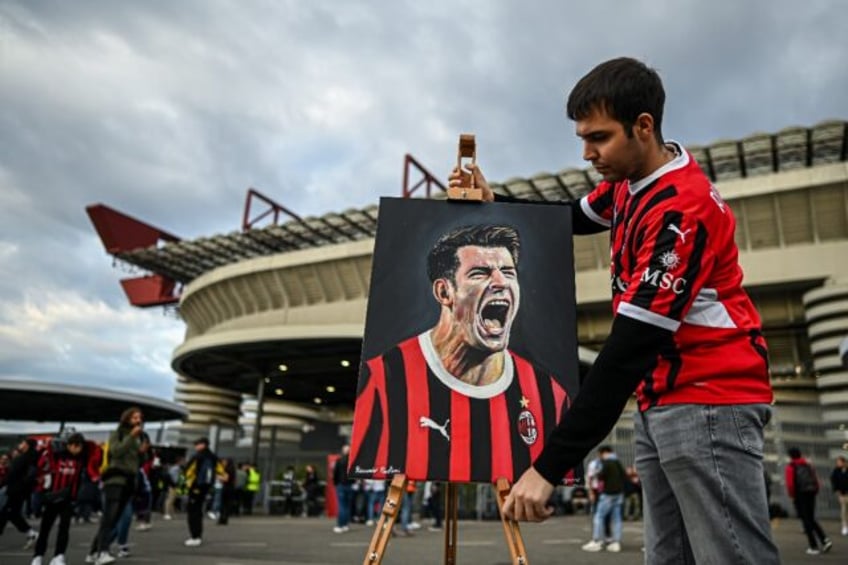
[349,332,571,483]
[581,142,773,410]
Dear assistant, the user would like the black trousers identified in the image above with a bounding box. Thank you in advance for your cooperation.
[0,491,31,534]
[91,482,132,554]
[796,493,827,548]
[218,487,234,525]
[187,485,210,539]
[34,499,72,557]
[242,490,256,515]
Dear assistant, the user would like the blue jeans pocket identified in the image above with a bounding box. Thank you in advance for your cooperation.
[731,404,769,457]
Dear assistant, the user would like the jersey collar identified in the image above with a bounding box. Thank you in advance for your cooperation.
[628,141,689,195]
[418,331,514,399]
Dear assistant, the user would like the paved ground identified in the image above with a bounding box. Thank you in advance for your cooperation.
[1,514,844,564]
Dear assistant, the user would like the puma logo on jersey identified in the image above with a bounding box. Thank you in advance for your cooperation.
[667,224,691,243]
[419,416,450,441]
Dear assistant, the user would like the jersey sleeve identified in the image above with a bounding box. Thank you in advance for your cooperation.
[616,200,715,332]
[578,180,614,228]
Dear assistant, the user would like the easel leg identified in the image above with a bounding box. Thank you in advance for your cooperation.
[443,483,459,565]
[494,478,529,565]
[362,474,407,565]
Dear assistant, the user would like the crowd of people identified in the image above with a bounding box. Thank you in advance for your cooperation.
[0,407,265,565]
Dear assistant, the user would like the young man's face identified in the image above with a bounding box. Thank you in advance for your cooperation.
[67,443,83,456]
[130,411,144,427]
[446,245,520,352]
[576,105,647,183]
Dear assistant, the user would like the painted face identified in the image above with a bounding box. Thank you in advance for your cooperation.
[576,106,646,183]
[449,245,520,352]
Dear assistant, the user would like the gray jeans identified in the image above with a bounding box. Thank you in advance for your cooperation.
[634,404,781,564]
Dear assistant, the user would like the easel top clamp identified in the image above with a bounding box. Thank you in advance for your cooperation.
[446,134,484,202]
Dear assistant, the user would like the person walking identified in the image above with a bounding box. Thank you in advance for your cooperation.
[243,463,261,515]
[87,407,144,565]
[581,446,626,553]
[785,447,832,555]
[454,56,781,564]
[183,437,226,547]
[30,433,89,565]
[332,445,354,533]
[831,455,848,536]
[217,458,236,525]
[0,438,39,549]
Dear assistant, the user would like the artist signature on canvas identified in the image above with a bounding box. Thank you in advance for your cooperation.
[354,465,402,476]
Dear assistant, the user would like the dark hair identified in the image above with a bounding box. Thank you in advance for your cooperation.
[566,57,665,143]
[67,433,85,446]
[195,437,209,446]
[427,224,520,283]
[788,447,802,459]
[598,445,613,454]
[119,407,143,427]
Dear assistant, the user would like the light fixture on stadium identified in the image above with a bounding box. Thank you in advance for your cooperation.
[275,388,284,396]
[313,397,323,404]
[278,363,288,372]
[326,386,336,393]
[264,377,270,383]
[340,360,351,368]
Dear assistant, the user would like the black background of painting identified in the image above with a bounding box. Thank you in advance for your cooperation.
[359,197,579,393]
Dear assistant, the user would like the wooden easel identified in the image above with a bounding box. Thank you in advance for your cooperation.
[362,475,529,565]
[446,133,483,201]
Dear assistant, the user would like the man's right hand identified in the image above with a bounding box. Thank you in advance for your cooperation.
[131,425,143,437]
[448,163,494,202]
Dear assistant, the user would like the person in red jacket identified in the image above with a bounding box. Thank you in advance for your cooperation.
[30,433,89,565]
[785,447,832,555]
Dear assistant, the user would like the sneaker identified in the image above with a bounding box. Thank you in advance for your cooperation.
[806,547,821,555]
[184,538,202,547]
[207,511,217,520]
[842,526,848,536]
[821,538,832,553]
[49,555,66,565]
[365,519,375,526]
[408,521,421,530]
[606,542,621,553]
[581,540,604,552]
[163,514,173,521]
[24,530,38,550]
[135,522,152,531]
[95,552,116,565]
[333,526,347,533]
[85,553,98,564]
[428,526,443,532]
[117,546,131,558]
[31,557,43,565]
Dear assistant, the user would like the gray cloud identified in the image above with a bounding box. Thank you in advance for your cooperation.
[1,0,846,419]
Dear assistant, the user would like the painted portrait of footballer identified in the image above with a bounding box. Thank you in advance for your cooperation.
[349,197,579,483]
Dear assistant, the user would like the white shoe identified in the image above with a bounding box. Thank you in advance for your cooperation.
[31,557,43,565]
[606,542,621,552]
[581,540,604,552]
[842,525,848,536]
[365,519,375,526]
[163,514,173,521]
[135,522,152,531]
[95,552,116,565]
[85,553,97,564]
[207,511,217,520]
[408,521,421,530]
[24,530,38,550]
[49,555,66,565]
[117,545,131,558]
[333,526,347,533]
[184,538,202,547]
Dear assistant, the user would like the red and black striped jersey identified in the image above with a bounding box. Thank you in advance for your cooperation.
[37,445,85,500]
[349,332,571,483]
[581,142,773,410]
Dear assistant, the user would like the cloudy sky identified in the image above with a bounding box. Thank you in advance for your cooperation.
[1,0,846,426]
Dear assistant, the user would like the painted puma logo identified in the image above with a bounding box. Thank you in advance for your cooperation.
[419,416,450,441]
[667,224,691,243]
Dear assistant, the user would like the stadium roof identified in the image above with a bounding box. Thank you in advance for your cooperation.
[0,379,189,423]
[91,120,847,288]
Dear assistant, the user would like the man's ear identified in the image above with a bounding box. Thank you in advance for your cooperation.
[433,279,452,306]
[634,112,655,142]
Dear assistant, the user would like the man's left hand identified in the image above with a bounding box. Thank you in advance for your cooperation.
[501,466,555,522]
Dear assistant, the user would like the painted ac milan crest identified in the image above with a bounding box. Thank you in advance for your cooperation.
[517,409,539,446]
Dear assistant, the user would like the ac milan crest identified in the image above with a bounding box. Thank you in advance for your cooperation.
[517,409,538,445]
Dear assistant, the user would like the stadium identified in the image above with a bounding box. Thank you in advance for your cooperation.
[88,119,848,516]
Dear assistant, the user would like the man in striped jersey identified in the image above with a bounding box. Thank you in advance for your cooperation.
[451,57,780,563]
[349,224,572,484]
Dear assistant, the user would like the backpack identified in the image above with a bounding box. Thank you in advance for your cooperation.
[794,463,818,494]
